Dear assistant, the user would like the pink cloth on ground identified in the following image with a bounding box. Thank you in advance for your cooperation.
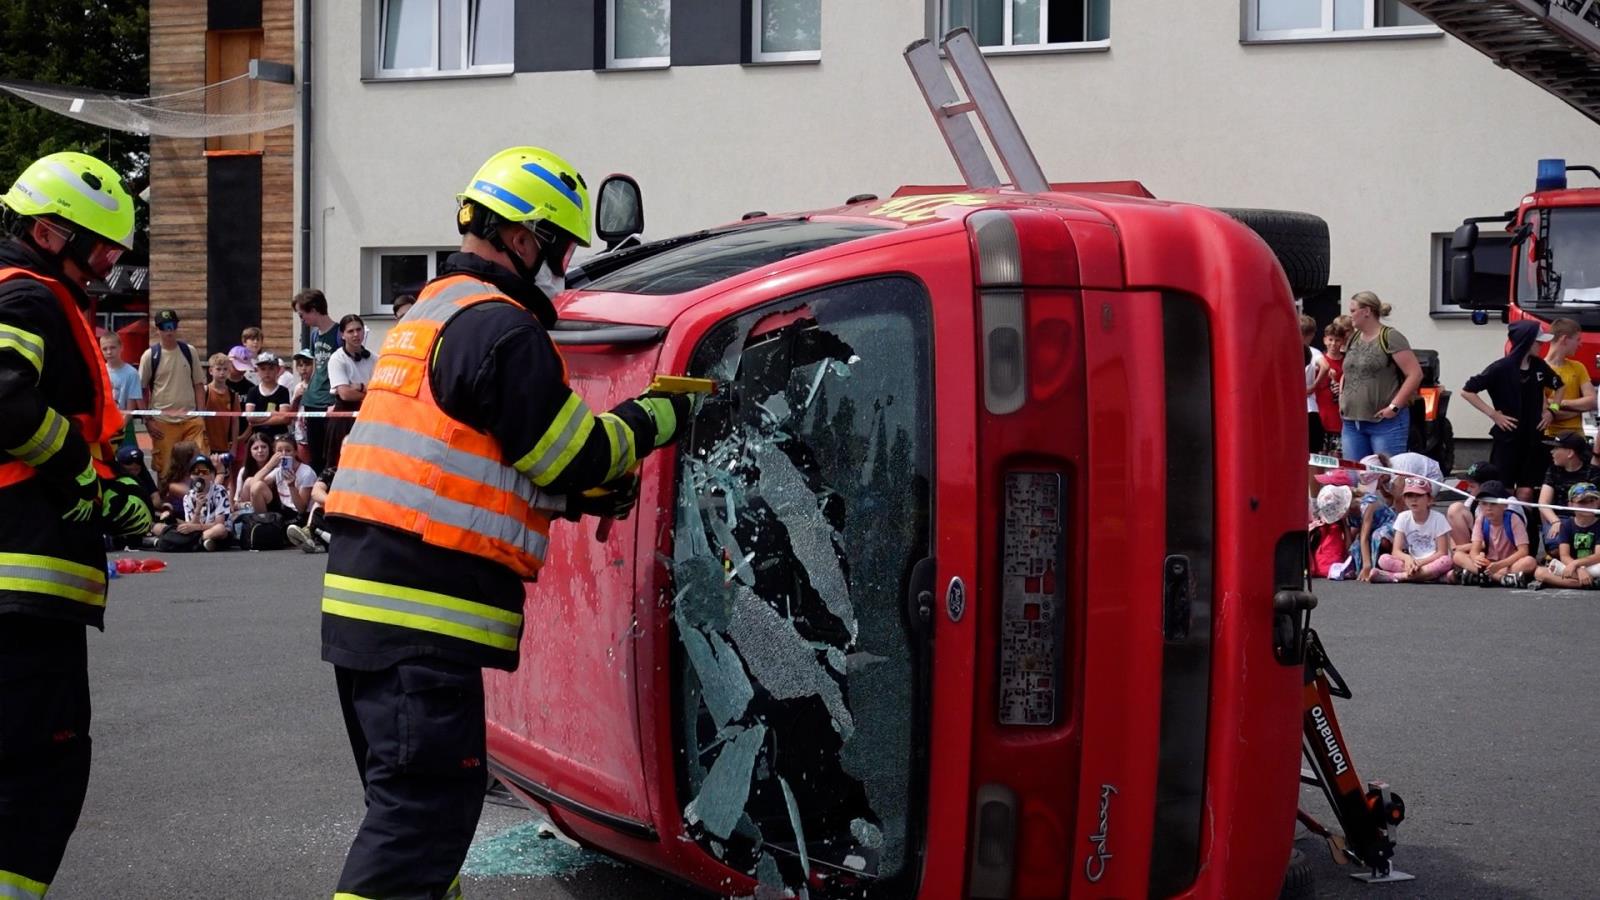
[1376,553,1454,582]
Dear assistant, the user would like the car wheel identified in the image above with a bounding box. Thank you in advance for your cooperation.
[1215,208,1331,298]
[1279,848,1316,900]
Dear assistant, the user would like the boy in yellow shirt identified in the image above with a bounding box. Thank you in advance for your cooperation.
[1544,317,1595,445]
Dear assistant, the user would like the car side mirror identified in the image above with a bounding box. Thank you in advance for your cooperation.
[596,175,644,252]
[1448,222,1479,307]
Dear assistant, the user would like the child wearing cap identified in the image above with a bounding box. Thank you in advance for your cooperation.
[1451,480,1537,587]
[1370,477,1454,583]
[1536,432,1600,555]
[1532,483,1600,590]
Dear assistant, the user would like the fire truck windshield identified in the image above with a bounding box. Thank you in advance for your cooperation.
[1516,207,1600,310]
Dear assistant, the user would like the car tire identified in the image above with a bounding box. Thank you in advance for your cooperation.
[1216,208,1332,298]
[1279,848,1316,900]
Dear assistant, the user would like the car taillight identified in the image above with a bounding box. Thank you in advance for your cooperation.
[999,471,1067,726]
[969,209,1080,415]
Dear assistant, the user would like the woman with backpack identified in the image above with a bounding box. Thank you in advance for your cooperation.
[1337,291,1423,459]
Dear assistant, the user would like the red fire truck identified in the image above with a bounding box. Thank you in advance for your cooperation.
[1451,159,1600,398]
[483,29,1324,899]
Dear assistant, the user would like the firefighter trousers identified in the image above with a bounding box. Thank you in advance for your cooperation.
[333,659,487,900]
[0,615,91,896]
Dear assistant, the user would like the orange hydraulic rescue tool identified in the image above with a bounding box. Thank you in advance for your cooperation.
[1298,628,1413,884]
[590,375,716,541]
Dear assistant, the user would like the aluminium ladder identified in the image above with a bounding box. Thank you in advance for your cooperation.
[1405,0,1600,126]
[903,28,1051,193]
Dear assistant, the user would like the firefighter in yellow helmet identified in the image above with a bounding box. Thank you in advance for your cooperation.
[320,147,691,899]
[0,151,152,898]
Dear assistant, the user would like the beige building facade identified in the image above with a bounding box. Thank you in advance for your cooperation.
[300,0,1599,439]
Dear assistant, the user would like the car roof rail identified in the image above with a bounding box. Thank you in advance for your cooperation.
[903,28,1049,193]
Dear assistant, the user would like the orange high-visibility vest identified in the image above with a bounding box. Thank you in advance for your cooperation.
[0,266,122,489]
[324,275,558,577]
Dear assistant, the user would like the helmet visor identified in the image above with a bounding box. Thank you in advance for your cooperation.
[82,239,124,279]
[527,220,579,277]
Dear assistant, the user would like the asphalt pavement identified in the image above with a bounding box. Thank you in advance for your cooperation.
[46,550,1600,898]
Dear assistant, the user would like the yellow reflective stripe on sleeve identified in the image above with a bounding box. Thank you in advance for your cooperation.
[598,412,637,482]
[0,551,108,608]
[516,393,596,487]
[322,573,521,651]
[0,868,49,900]
[332,894,376,900]
[0,324,44,376]
[6,408,68,467]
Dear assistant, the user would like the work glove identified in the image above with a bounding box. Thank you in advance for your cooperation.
[102,476,154,538]
[562,474,640,522]
[629,392,694,448]
[60,460,100,524]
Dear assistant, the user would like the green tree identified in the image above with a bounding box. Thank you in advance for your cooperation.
[0,0,150,248]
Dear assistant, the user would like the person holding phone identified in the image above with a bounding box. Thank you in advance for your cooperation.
[245,434,316,517]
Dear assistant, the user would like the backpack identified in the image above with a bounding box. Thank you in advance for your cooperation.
[144,341,196,395]
[240,511,288,551]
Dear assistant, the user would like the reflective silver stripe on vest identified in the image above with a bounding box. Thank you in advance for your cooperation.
[322,584,521,639]
[333,467,550,561]
[404,278,500,323]
[0,562,104,597]
[344,420,564,512]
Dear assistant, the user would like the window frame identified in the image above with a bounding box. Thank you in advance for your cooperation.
[373,0,514,81]
[605,0,672,70]
[1429,230,1513,319]
[365,247,454,316]
[1243,0,1439,43]
[749,0,822,64]
[939,0,1111,55]
[670,273,936,889]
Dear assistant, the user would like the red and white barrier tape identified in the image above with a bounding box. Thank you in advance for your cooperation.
[124,409,357,419]
[1308,452,1599,516]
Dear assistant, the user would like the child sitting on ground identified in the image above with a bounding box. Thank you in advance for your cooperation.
[1370,477,1453,583]
[1452,480,1537,587]
[1310,485,1354,578]
[1354,470,1403,582]
[1532,482,1600,590]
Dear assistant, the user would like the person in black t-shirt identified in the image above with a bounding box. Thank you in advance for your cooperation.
[243,352,293,442]
[1537,432,1600,554]
[1461,321,1562,499]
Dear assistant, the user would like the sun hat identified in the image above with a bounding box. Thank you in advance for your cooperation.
[189,454,214,473]
[1475,480,1511,502]
[1570,483,1600,505]
[1401,477,1430,496]
[1545,432,1590,454]
[227,345,253,372]
[1314,485,1354,525]
[254,351,281,367]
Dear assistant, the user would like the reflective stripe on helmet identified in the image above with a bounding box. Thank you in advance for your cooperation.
[520,161,583,210]
[322,573,522,651]
[0,551,107,608]
[6,408,69,468]
[0,324,45,376]
[515,393,596,487]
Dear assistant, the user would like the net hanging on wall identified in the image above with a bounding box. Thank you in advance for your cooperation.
[0,72,295,138]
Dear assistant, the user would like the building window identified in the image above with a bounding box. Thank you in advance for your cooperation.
[751,0,821,63]
[943,0,1110,51]
[1245,0,1436,41]
[367,249,453,314]
[1430,231,1512,318]
[607,0,671,69]
[375,0,514,77]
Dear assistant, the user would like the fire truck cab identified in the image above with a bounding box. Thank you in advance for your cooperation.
[483,30,1317,900]
[1451,160,1600,395]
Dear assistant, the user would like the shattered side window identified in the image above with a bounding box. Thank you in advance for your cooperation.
[673,277,933,894]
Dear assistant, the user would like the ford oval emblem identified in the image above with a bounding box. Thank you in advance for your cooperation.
[946,577,967,623]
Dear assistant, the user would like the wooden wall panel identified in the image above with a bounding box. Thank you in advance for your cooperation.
[149,0,210,355]
[260,0,296,355]
[149,0,297,358]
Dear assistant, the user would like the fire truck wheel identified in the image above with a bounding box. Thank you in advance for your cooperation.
[1279,848,1316,900]
[1216,208,1331,298]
